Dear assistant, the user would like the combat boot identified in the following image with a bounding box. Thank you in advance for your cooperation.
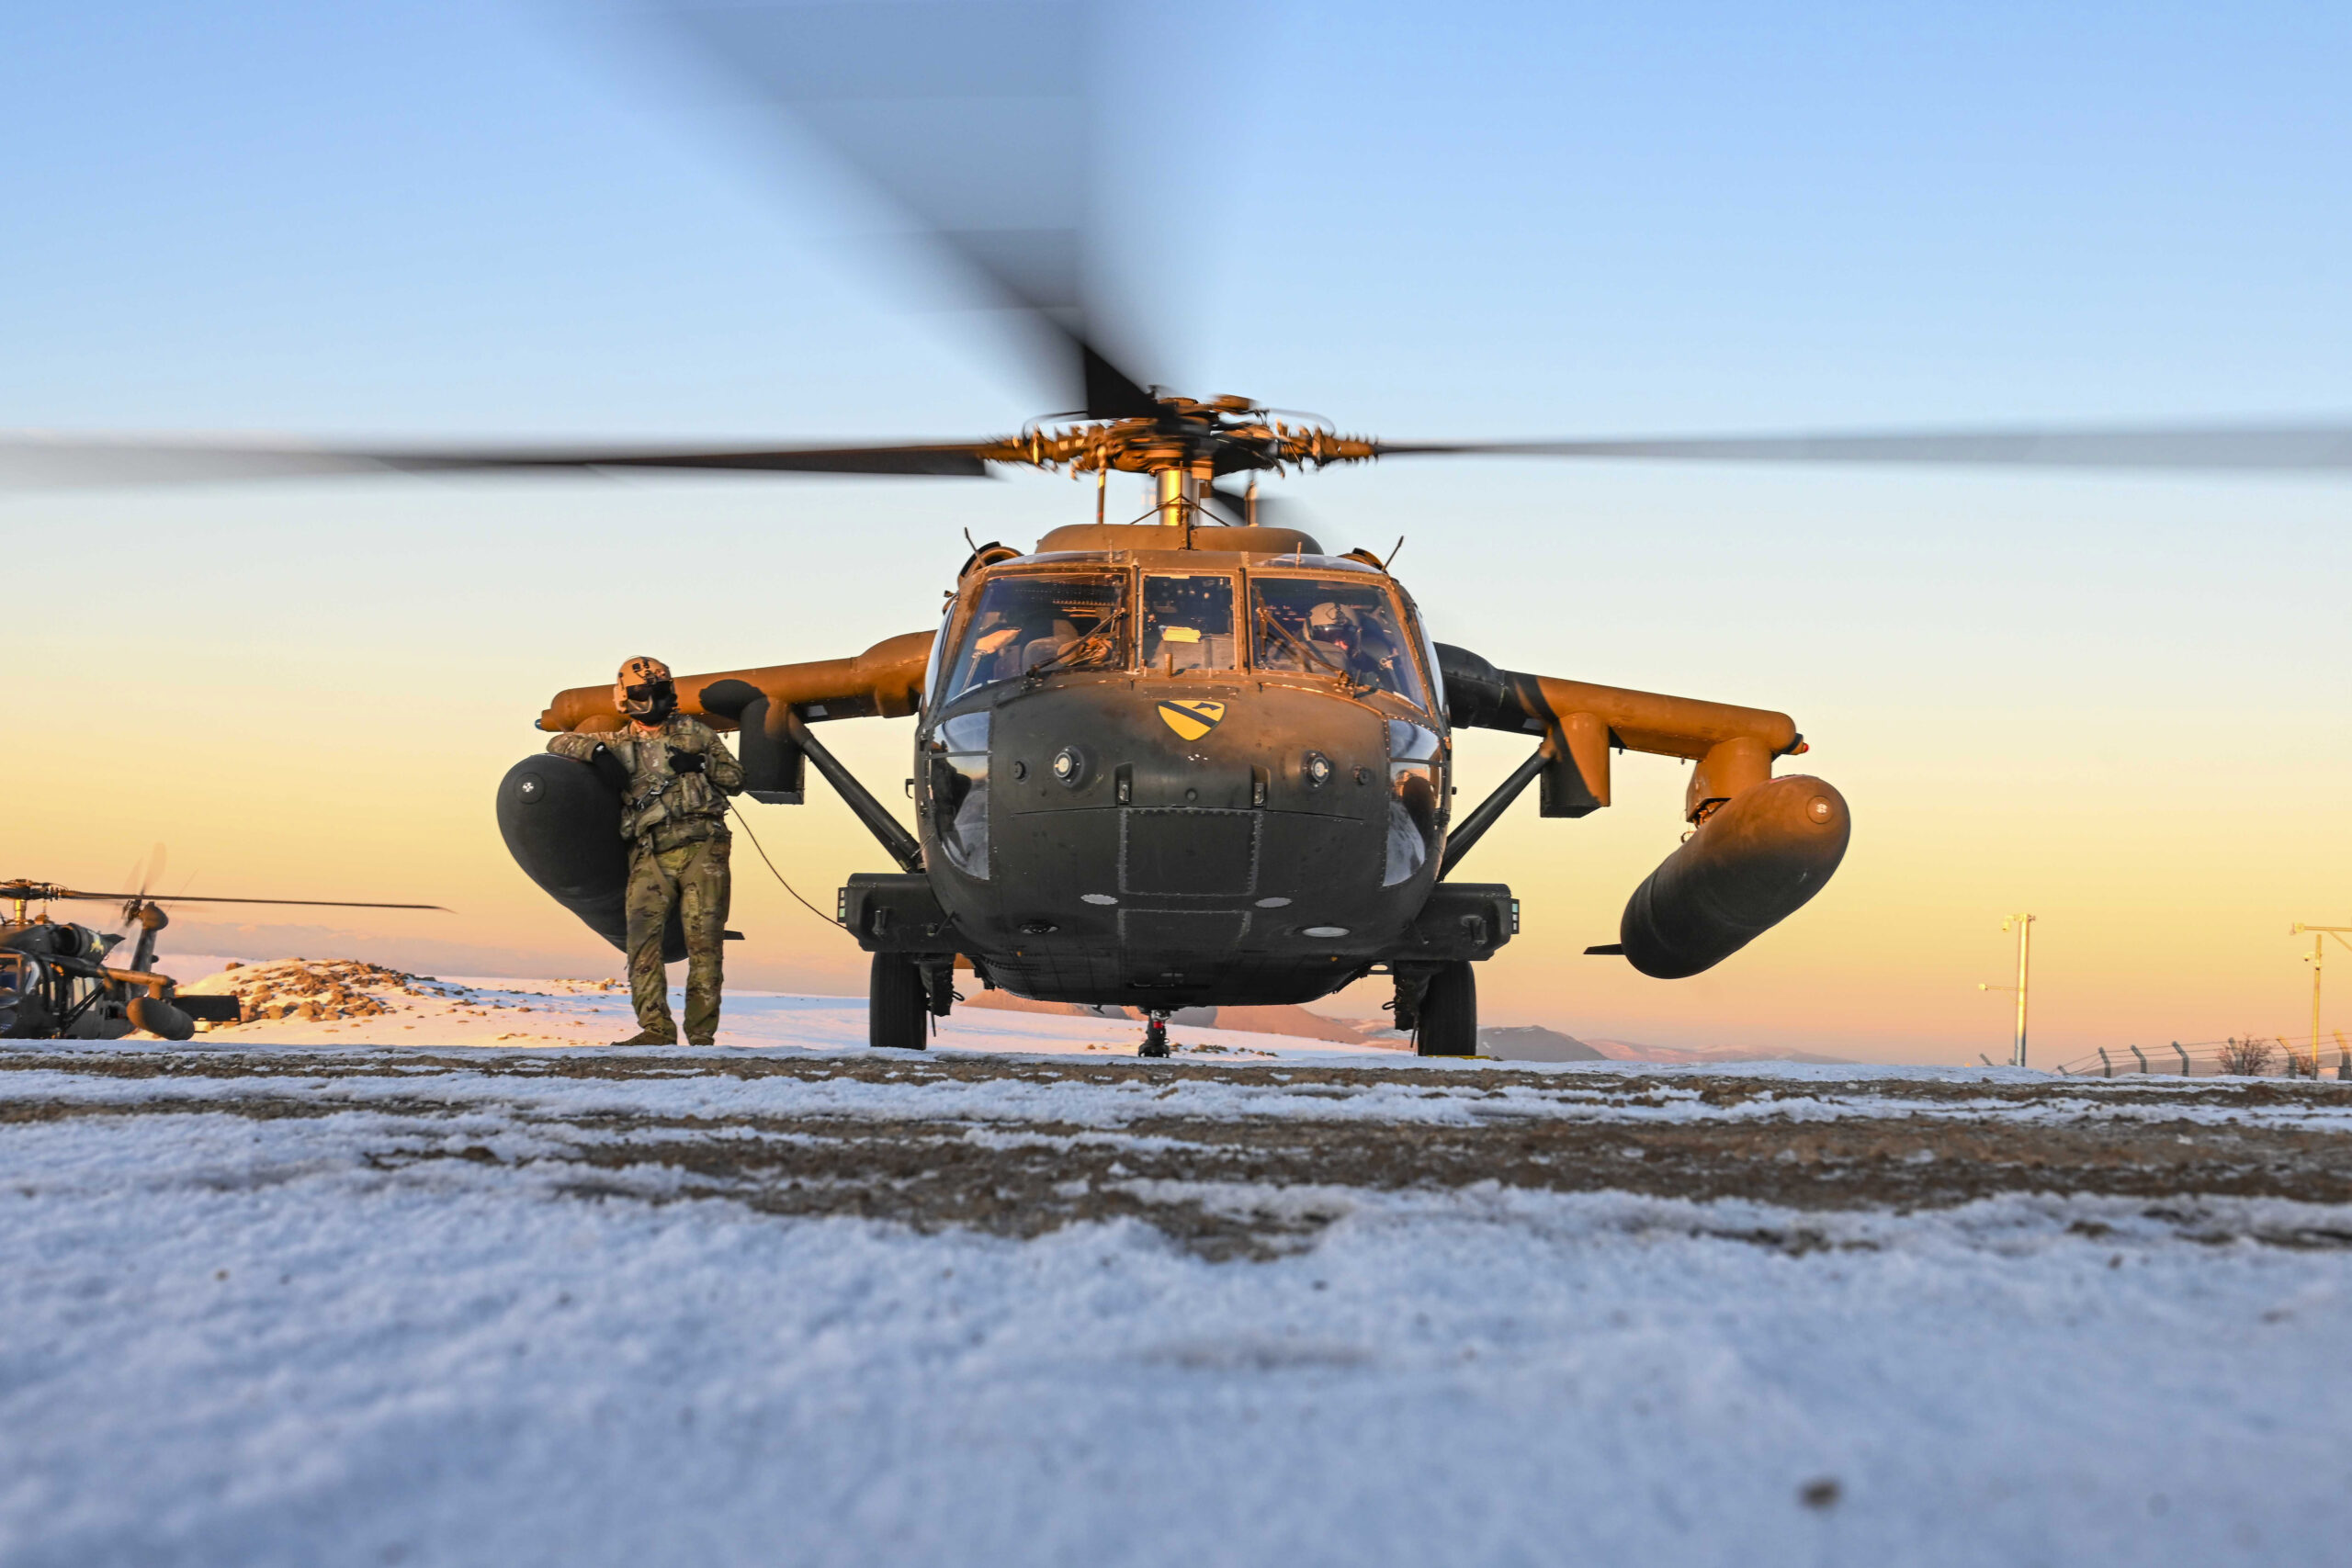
[611,1029,676,1046]
[686,1035,716,1048]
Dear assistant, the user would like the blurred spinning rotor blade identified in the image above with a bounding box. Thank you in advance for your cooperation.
[118,843,166,901]
[1377,423,2352,474]
[0,435,1002,489]
[654,1,1158,419]
[115,843,168,929]
[1204,482,1296,528]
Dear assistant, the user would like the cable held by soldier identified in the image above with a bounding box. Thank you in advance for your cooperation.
[547,656,744,1045]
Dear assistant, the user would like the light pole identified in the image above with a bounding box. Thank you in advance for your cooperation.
[2291,924,2352,1080]
[1978,913,2035,1068]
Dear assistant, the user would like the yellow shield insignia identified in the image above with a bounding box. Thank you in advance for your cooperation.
[1156,699,1227,741]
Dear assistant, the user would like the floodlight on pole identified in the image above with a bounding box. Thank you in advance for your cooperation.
[2290,924,2352,1081]
[1977,913,2035,1068]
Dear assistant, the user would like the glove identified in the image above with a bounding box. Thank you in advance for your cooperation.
[587,743,630,794]
[667,747,707,774]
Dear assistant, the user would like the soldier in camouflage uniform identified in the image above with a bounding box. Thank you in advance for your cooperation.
[548,656,745,1045]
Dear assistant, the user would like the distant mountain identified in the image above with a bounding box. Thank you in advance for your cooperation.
[1174,1005,1385,1045]
[961,992,1408,1047]
[960,993,1131,1021]
[1582,1038,1857,1066]
[958,993,1845,1063]
[1480,1025,1607,1062]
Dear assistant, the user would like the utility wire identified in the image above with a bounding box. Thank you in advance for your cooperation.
[728,802,844,936]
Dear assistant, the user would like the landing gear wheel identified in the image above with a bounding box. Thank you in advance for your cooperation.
[868,953,929,1051]
[1139,1012,1171,1058]
[1414,961,1477,1057]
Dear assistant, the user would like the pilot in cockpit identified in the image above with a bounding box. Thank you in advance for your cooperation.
[1306,600,1404,691]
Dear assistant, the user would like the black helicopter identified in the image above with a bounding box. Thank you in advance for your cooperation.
[0,880,445,1041]
[500,415,1850,1056]
[6,5,2346,1055]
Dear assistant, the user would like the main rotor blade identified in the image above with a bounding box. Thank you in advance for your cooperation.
[655,2,1159,419]
[0,435,1002,489]
[1377,423,2352,474]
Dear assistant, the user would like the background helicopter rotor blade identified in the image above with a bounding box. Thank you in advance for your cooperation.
[1376,423,2352,474]
[0,883,447,912]
[111,894,452,911]
[115,844,163,901]
[114,843,168,930]
[650,1,1159,419]
[0,436,1007,490]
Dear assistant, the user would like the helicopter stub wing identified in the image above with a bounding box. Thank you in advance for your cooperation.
[1434,643,1798,822]
[1434,642,1847,979]
[538,631,938,737]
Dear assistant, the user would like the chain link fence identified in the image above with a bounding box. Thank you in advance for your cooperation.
[2053,1032,2352,1079]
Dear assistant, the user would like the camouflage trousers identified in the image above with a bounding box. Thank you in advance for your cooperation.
[625,834,730,1043]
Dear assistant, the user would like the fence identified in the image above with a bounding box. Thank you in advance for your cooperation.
[2052,1031,2352,1079]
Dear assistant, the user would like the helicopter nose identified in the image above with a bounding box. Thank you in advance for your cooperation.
[975,681,1397,926]
[991,682,1385,812]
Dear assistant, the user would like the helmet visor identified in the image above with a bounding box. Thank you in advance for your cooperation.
[622,680,677,716]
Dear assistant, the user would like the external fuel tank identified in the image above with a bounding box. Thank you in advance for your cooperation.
[1619,774,1849,978]
[495,754,686,962]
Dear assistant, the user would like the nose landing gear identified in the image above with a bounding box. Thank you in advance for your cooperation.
[1139,1010,1171,1058]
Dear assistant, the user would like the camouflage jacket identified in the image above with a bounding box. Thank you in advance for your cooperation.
[548,715,745,848]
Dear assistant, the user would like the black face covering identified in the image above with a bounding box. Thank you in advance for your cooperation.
[624,682,677,724]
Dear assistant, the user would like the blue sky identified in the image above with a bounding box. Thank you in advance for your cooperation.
[9,2,2349,1058]
[11,1,2347,434]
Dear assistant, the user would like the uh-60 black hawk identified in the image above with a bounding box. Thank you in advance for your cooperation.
[498,398,1852,1057]
[12,4,2346,1055]
[0,876,444,1041]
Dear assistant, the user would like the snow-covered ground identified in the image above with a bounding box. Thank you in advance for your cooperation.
[4,967,2349,1565]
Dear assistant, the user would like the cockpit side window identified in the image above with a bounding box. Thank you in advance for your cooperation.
[1141,575,1237,673]
[1249,576,1432,711]
[942,570,1130,703]
[1399,591,1446,724]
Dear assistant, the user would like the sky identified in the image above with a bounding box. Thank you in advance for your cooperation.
[7,0,2349,1064]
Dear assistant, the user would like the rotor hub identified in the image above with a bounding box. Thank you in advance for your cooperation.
[989,394,1380,479]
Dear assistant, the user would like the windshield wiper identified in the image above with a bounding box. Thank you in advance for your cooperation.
[1025,587,1131,682]
[1256,603,1354,682]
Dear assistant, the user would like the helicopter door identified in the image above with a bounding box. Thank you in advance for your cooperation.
[1141,574,1237,674]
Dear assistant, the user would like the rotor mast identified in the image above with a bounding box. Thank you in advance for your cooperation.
[1152,464,1211,537]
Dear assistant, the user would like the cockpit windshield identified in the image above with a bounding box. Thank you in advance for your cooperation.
[1141,574,1237,672]
[1250,576,1431,710]
[942,570,1129,703]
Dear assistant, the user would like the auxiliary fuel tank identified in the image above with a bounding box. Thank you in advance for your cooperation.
[496,754,686,962]
[1619,774,1849,978]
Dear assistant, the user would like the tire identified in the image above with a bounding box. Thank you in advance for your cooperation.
[868,953,930,1050]
[1414,961,1477,1057]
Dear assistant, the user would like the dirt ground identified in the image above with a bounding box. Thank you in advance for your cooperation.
[10,1046,2350,1258]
